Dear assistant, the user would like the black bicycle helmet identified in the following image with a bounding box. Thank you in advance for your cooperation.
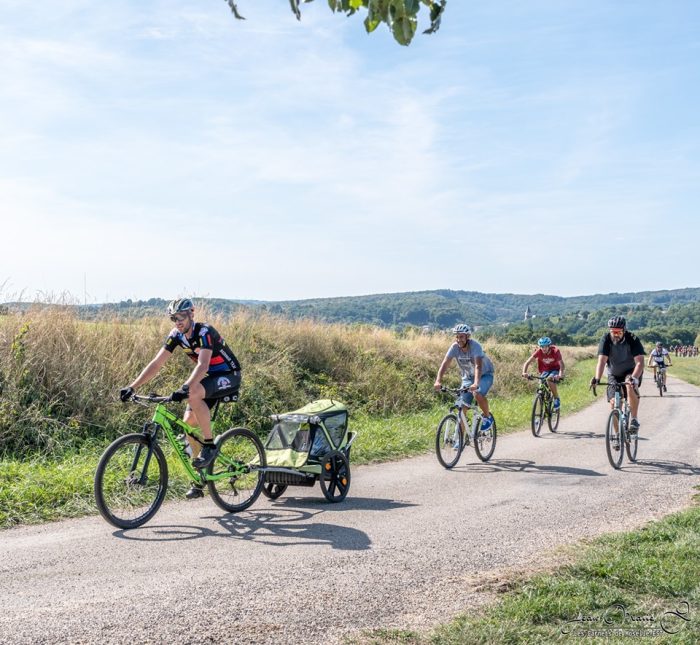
[607,315,626,329]
[167,298,194,316]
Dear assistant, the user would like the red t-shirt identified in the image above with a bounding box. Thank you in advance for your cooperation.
[534,346,562,372]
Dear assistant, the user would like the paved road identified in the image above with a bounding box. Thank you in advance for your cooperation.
[2,377,699,644]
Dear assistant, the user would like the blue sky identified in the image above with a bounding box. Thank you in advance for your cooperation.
[1,1,698,304]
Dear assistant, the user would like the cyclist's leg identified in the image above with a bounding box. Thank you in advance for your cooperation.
[187,372,241,440]
[543,370,560,401]
[459,379,475,407]
[627,378,641,419]
[473,374,494,418]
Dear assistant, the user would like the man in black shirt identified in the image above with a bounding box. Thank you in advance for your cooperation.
[591,316,645,433]
[119,298,241,496]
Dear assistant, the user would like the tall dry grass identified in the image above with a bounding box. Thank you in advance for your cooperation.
[0,306,595,457]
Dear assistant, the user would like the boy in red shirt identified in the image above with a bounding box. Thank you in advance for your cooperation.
[522,337,565,409]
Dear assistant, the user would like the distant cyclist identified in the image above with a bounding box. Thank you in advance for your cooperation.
[591,316,645,434]
[434,324,496,431]
[119,298,242,499]
[521,337,565,410]
[648,341,672,392]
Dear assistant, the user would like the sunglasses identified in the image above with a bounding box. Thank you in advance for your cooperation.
[609,328,624,334]
[170,313,190,323]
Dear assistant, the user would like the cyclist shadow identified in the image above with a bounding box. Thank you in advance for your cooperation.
[112,507,373,551]
[547,430,604,440]
[622,460,700,476]
[268,496,417,513]
[215,508,372,550]
[452,458,604,477]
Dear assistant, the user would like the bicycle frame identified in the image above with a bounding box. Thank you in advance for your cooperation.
[451,396,483,443]
[135,396,251,486]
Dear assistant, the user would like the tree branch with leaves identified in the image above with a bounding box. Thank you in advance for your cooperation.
[224,0,447,46]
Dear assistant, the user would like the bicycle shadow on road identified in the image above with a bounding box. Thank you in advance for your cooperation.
[641,393,700,399]
[541,430,605,440]
[216,508,372,550]
[268,496,417,513]
[111,507,373,550]
[450,458,604,477]
[621,460,700,476]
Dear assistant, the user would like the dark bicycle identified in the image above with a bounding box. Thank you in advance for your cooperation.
[653,365,668,396]
[523,374,561,436]
[591,380,639,469]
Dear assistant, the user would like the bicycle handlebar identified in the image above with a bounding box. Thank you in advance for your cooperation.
[439,385,469,394]
[590,380,639,398]
[132,393,173,404]
[522,374,563,382]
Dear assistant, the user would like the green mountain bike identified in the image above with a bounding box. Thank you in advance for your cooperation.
[94,394,266,529]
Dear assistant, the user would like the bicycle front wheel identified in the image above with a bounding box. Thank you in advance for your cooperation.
[474,416,497,462]
[657,374,664,396]
[625,423,638,463]
[94,434,168,529]
[605,410,624,469]
[531,395,545,437]
[207,427,266,513]
[435,413,463,469]
[547,401,560,432]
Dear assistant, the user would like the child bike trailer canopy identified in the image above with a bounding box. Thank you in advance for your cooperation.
[265,399,349,469]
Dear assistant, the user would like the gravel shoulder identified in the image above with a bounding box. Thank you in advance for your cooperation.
[2,376,699,644]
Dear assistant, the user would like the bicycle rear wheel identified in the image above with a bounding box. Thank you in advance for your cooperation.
[94,434,168,529]
[435,413,463,469]
[207,427,265,513]
[605,410,624,469]
[474,416,497,462]
[531,395,545,436]
[547,401,560,432]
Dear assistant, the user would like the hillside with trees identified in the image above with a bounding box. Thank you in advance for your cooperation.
[3,287,699,346]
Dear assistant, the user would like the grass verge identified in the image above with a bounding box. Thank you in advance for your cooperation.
[666,356,700,388]
[355,496,700,644]
[0,357,598,527]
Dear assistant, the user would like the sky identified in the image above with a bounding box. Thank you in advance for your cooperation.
[1,1,699,304]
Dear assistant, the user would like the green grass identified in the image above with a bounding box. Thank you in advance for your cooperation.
[667,356,700,387]
[0,358,599,528]
[351,358,598,463]
[355,499,700,644]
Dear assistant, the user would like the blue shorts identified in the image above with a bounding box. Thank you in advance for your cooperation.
[540,370,559,379]
[460,373,494,405]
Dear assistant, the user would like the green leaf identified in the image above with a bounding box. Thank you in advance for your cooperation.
[364,14,381,33]
[392,15,416,45]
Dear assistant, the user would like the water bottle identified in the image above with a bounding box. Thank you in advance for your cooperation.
[177,434,193,458]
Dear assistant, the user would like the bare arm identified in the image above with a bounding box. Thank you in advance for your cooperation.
[470,356,483,389]
[594,354,608,382]
[631,355,645,381]
[185,348,212,388]
[522,352,537,375]
[434,356,453,390]
[129,348,170,390]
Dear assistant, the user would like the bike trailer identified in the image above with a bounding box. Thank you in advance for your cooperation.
[264,399,352,471]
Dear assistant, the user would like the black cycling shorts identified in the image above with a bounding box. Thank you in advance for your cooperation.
[187,371,241,410]
[607,369,642,401]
